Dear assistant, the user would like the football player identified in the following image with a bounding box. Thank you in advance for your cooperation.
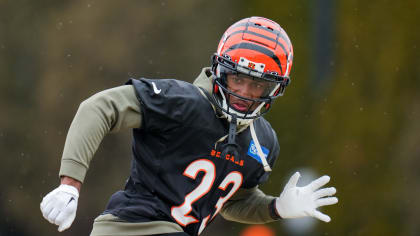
[40,16,338,236]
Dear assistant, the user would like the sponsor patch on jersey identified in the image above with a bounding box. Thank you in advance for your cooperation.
[247,140,269,163]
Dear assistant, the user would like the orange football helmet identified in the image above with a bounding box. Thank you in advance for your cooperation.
[211,16,294,122]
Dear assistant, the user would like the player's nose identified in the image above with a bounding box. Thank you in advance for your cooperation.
[236,83,253,99]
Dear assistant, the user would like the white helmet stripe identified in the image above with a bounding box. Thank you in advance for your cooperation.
[285,50,292,76]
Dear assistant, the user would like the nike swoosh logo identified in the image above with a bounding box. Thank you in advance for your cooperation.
[66,197,75,206]
[152,82,161,94]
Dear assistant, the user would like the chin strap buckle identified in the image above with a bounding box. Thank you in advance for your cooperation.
[221,115,239,159]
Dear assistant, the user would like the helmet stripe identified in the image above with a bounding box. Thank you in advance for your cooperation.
[226,29,289,54]
[227,22,291,46]
[224,42,285,75]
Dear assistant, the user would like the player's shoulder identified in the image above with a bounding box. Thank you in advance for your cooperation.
[128,77,201,101]
[252,116,280,158]
[254,116,277,139]
[126,77,210,121]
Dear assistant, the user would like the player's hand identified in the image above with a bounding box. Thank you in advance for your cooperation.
[40,184,79,232]
[275,172,338,222]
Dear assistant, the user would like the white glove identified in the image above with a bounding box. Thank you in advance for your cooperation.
[40,184,79,232]
[276,172,338,222]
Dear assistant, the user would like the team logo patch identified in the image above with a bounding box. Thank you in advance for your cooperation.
[247,140,269,163]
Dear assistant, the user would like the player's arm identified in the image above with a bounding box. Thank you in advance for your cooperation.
[220,186,278,224]
[221,172,338,223]
[40,85,141,232]
[59,85,141,183]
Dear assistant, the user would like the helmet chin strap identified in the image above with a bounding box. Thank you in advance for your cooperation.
[220,114,239,160]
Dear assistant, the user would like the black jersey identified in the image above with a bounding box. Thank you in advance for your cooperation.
[103,78,280,235]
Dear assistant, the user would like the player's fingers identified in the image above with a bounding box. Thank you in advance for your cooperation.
[54,212,65,227]
[55,199,76,224]
[40,198,48,210]
[57,201,77,232]
[58,222,71,232]
[284,172,300,190]
[308,175,330,191]
[55,208,69,226]
[316,197,338,207]
[47,208,60,224]
[43,195,68,218]
[41,201,55,219]
[314,187,336,199]
[312,210,331,222]
[40,190,56,209]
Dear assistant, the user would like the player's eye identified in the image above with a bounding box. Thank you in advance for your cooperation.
[251,82,264,89]
[232,77,244,84]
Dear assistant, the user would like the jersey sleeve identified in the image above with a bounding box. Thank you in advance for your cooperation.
[59,85,141,183]
[220,186,280,223]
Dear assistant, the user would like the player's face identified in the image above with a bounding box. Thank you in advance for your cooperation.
[226,74,271,112]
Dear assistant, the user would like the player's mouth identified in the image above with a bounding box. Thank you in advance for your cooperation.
[230,101,251,112]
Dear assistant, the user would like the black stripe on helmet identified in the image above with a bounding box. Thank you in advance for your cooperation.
[224,42,284,75]
[229,22,291,46]
[226,30,289,56]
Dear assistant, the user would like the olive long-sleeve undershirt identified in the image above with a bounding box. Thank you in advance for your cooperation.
[59,85,141,182]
